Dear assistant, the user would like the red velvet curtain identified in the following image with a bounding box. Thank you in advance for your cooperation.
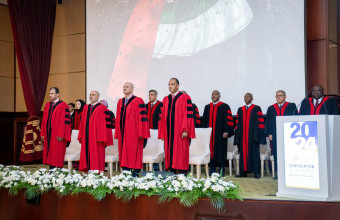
[8,0,56,162]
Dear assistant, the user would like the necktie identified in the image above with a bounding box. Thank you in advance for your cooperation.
[246,106,248,110]
[151,103,154,109]
[315,100,320,108]
[124,99,128,105]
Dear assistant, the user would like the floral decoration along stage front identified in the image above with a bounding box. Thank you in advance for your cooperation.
[0,164,241,212]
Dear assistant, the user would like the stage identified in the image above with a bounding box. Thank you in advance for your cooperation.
[1,165,339,220]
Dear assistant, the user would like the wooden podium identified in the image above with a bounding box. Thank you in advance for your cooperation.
[276,115,340,201]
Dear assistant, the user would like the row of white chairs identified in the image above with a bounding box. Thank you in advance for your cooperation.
[64,129,275,179]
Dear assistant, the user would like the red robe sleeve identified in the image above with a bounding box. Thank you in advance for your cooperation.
[137,98,150,139]
[96,106,113,145]
[181,95,196,139]
[57,103,71,142]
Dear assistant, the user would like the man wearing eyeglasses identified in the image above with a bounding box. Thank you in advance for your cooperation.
[265,90,297,179]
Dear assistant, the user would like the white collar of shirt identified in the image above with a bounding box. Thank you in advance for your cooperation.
[70,111,74,115]
[151,100,158,105]
[125,94,133,100]
[246,103,253,108]
[91,102,99,106]
[213,101,220,105]
[277,102,285,107]
[171,91,179,97]
[313,97,323,105]
[52,98,60,103]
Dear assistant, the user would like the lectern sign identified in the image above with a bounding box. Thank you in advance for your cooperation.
[283,121,320,189]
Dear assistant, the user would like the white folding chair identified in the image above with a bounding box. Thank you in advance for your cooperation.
[189,128,212,179]
[260,138,271,177]
[143,129,164,171]
[64,130,81,171]
[227,136,238,176]
[105,129,119,178]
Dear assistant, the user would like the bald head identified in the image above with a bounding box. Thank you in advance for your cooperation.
[89,90,100,104]
[123,82,134,97]
[211,90,221,103]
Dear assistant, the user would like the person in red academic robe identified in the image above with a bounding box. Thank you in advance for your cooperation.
[78,91,113,172]
[41,87,71,169]
[73,99,86,130]
[146,90,163,129]
[158,78,196,173]
[115,82,150,177]
[234,93,266,179]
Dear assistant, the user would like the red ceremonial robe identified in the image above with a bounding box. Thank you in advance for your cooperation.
[73,110,83,130]
[78,103,113,172]
[115,96,150,169]
[41,100,71,167]
[158,92,196,170]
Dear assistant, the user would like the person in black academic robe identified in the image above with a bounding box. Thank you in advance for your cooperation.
[265,90,297,179]
[202,90,234,176]
[299,85,340,115]
[234,93,266,179]
[68,103,75,130]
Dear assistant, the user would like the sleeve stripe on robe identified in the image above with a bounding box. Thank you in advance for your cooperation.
[257,110,265,129]
[140,110,147,115]
[65,121,70,124]
[141,117,148,122]
[139,104,145,108]
[187,114,194,118]
[187,100,192,104]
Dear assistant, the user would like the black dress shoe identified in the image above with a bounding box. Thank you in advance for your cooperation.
[254,174,260,179]
[273,176,278,180]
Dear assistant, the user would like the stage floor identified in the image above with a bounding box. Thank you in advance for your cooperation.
[19,163,284,201]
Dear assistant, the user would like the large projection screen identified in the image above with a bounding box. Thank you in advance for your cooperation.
[86,0,306,114]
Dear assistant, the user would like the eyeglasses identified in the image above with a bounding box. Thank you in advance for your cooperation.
[275,95,285,97]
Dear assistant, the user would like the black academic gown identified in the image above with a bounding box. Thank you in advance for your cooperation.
[299,97,340,115]
[146,100,163,129]
[202,102,234,166]
[234,104,266,175]
[265,102,297,172]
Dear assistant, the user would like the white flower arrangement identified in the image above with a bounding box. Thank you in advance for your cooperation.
[0,165,241,212]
